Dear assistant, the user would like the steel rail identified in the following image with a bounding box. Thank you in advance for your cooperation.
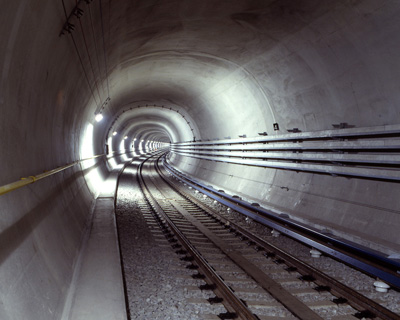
[137,155,258,320]
[153,158,326,320]
[0,154,105,196]
[160,176,400,320]
[162,156,400,289]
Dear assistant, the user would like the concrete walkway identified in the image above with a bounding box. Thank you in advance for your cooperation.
[62,197,127,320]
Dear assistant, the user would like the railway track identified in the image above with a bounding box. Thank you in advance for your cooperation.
[118,153,400,319]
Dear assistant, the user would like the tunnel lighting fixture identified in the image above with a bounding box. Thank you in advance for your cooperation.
[113,131,117,136]
[124,136,128,140]
[95,113,103,122]
[134,138,137,141]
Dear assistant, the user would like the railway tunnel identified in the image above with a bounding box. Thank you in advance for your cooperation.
[1,0,400,319]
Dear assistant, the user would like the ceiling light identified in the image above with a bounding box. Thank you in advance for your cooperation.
[113,131,117,136]
[124,136,128,140]
[95,113,103,122]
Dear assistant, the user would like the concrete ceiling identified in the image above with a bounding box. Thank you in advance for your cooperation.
[98,0,400,146]
[2,0,399,164]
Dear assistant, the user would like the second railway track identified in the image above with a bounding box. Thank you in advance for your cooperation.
[117,152,400,320]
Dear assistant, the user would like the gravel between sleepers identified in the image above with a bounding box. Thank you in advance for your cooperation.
[115,163,226,319]
[183,181,400,316]
[116,162,400,319]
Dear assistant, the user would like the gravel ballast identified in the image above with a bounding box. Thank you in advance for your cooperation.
[115,161,400,319]
[115,163,226,319]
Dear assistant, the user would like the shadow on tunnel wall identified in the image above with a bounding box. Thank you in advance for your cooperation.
[0,160,103,266]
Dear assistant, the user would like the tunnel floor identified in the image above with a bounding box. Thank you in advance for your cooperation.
[114,159,400,319]
[115,162,225,319]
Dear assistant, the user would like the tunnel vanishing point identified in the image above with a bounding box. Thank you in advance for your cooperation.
[1,1,400,319]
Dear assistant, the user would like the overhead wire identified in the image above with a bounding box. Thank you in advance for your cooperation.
[88,2,106,98]
[61,0,100,107]
[74,0,103,104]
[99,0,111,100]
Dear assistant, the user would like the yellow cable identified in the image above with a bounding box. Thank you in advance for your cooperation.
[2,153,105,196]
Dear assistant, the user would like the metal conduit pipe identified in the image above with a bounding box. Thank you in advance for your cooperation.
[170,125,400,181]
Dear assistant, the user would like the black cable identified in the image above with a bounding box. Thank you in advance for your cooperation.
[75,0,102,104]
[71,34,100,106]
[99,0,110,99]
[88,3,105,97]
[61,0,99,106]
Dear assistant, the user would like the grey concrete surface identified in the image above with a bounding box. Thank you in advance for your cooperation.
[64,197,126,320]
[1,0,400,319]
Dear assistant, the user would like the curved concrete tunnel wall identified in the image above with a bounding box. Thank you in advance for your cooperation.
[108,105,199,153]
[1,1,400,319]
